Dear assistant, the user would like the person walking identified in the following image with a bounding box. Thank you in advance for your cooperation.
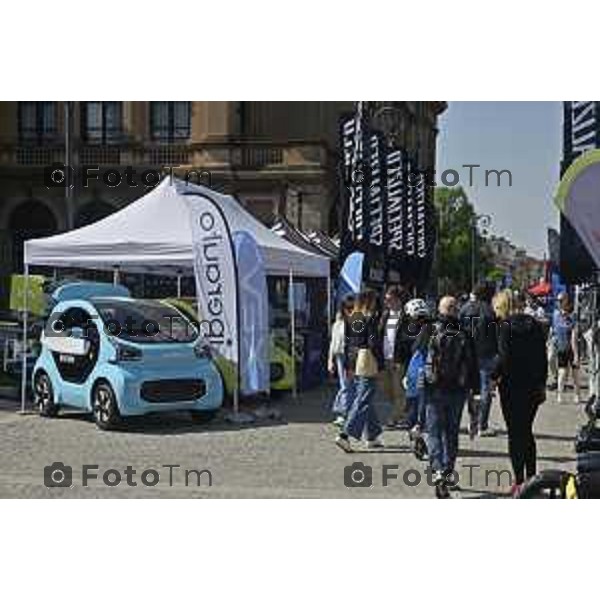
[378,285,412,429]
[551,293,581,403]
[492,290,547,497]
[328,296,355,427]
[403,298,431,432]
[459,282,498,437]
[336,290,384,452]
[546,292,566,391]
[424,295,479,498]
[403,299,432,459]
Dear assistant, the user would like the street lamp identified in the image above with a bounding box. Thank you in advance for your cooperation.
[471,213,491,290]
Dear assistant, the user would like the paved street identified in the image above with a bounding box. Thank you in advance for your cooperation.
[0,383,584,498]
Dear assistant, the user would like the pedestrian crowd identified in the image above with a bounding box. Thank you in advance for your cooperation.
[328,282,584,498]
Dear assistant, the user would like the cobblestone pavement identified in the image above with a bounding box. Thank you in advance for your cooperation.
[0,383,585,498]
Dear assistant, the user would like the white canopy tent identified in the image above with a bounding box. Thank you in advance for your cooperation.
[20,177,330,410]
[24,177,329,277]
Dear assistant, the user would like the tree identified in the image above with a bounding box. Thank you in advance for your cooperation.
[433,186,492,295]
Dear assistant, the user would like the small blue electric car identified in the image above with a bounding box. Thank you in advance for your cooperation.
[32,283,224,430]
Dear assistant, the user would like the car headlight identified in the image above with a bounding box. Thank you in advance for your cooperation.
[110,342,143,363]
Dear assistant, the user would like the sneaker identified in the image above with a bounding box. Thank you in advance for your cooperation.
[366,437,384,449]
[478,427,496,438]
[444,469,460,491]
[332,415,346,427]
[434,471,450,499]
[409,424,421,441]
[335,435,352,453]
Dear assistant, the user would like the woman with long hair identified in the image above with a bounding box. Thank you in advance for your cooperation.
[335,289,384,452]
[493,290,548,496]
[328,295,355,427]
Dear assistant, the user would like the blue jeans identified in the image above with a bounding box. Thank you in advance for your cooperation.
[332,354,353,417]
[426,388,467,472]
[478,356,496,430]
[344,376,382,442]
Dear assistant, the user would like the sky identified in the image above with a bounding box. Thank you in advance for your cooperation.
[436,101,563,258]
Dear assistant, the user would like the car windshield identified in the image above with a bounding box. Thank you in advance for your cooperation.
[93,299,198,344]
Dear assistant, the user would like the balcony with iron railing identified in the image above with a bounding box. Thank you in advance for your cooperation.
[0,140,332,173]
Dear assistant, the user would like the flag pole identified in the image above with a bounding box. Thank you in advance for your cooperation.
[289,268,297,399]
[19,264,29,414]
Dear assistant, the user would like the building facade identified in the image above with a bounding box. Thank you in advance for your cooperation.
[0,101,445,283]
[486,234,545,288]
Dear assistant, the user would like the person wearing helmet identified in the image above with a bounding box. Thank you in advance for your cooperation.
[378,285,411,429]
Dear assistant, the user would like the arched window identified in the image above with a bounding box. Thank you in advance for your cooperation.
[9,200,58,272]
[75,201,115,227]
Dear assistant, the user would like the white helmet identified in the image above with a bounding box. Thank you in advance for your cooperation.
[405,298,430,319]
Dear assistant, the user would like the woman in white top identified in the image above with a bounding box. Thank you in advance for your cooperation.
[328,296,355,426]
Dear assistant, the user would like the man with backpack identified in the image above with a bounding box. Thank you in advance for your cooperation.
[425,295,479,498]
[459,282,498,437]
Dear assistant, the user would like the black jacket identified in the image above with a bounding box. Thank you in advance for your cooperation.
[379,309,414,366]
[346,314,379,372]
[459,300,498,361]
[428,315,480,392]
[495,313,547,391]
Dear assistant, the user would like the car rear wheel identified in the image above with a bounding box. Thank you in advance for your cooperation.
[92,381,121,430]
[35,372,58,417]
[190,410,218,424]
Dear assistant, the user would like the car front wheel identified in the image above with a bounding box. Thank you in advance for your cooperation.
[34,372,58,418]
[92,382,121,430]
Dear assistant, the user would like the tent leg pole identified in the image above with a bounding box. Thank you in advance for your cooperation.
[289,269,297,400]
[20,264,29,414]
[177,274,182,298]
[113,267,119,286]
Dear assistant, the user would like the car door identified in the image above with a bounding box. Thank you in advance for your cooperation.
[49,306,99,408]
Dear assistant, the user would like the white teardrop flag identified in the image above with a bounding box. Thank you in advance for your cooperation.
[555,149,600,270]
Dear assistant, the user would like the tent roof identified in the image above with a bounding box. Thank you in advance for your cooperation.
[24,178,329,278]
[271,216,325,255]
[305,230,339,260]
